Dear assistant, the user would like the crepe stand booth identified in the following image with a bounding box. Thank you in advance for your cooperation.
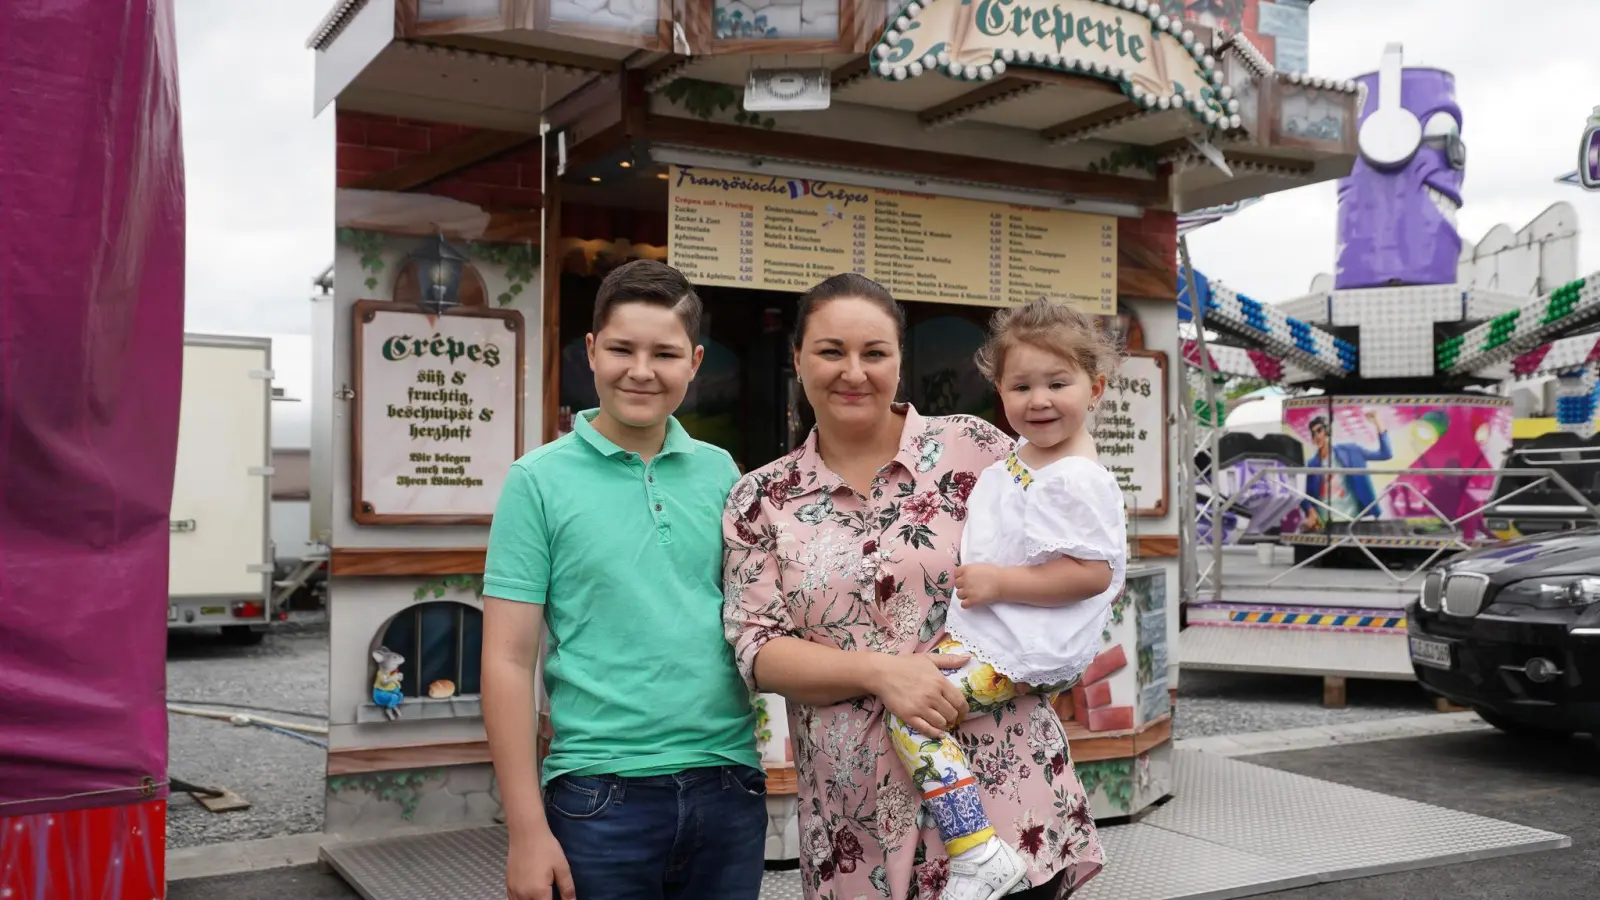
[297,1,1393,897]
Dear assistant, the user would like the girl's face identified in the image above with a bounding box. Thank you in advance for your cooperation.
[997,342,1105,451]
[793,297,902,435]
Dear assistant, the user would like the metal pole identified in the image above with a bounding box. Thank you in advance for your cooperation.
[1178,235,1225,603]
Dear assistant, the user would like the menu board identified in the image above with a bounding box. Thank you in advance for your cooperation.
[668,165,1116,314]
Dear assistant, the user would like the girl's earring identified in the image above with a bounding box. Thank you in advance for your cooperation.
[1088,403,1097,412]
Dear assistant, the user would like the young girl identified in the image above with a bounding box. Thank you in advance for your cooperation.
[887,298,1127,900]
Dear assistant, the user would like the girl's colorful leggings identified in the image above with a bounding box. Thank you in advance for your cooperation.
[886,637,1071,857]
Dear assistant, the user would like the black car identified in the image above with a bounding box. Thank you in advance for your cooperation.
[1407,527,1600,745]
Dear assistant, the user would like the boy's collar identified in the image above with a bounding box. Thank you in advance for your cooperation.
[574,408,697,459]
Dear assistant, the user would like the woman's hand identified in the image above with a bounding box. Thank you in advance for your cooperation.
[954,564,1004,607]
[869,651,971,737]
[505,829,576,900]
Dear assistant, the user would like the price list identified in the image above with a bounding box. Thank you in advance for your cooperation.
[756,199,856,290]
[667,165,1116,314]
[669,196,749,287]
[868,190,995,305]
[1000,208,1116,315]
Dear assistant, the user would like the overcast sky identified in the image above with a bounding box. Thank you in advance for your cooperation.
[173,0,1600,338]
[1186,0,1600,298]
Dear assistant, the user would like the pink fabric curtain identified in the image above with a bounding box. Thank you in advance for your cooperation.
[0,0,186,816]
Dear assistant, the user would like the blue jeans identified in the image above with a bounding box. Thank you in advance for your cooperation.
[543,765,768,899]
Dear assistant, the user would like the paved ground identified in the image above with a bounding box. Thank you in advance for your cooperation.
[165,623,1441,848]
[166,727,1598,900]
[1173,668,1434,738]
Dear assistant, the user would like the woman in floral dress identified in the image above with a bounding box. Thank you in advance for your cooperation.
[722,274,1104,899]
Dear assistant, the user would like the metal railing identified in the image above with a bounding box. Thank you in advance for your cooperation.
[1188,464,1600,603]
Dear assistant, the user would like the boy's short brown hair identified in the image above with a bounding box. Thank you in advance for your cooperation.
[592,260,703,341]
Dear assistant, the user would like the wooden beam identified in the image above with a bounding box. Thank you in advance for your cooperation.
[1323,676,1348,709]
[329,548,487,577]
[358,129,533,193]
[1040,100,1143,143]
[541,160,564,444]
[327,739,492,776]
[917,77,1045,127]
[413,34,623,75]
[1133,535,1180,558]
[642,116,1165,206]
[828,57,872,88]
[1006,69,1128,96]
[329,211,542,243]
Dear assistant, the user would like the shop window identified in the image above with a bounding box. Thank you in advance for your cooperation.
[377,601,484,699]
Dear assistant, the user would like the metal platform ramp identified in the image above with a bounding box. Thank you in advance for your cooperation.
[320,751,1568,900]
[1179,623,1415,680]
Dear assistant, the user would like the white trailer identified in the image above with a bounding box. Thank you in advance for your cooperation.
[168,333,275,643]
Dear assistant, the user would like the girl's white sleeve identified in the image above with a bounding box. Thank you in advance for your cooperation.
[1021,462,1129,567]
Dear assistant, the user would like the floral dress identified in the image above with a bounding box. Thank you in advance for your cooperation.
[722,405,1104,900]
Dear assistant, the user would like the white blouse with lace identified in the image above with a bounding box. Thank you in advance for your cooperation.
[946,446,1129,687]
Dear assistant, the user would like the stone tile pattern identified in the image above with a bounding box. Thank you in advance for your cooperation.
[764,796,800,860]
[325,765,504,836]
[712,0,838,39]
[550,0,659,35]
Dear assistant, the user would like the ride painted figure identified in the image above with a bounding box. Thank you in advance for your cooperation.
[1337,43,1466,289]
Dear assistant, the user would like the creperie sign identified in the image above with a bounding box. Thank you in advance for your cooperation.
[875,0,1226,122]
[972,0,1154,62]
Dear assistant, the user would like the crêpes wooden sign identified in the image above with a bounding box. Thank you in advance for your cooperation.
[870,0,1240,131]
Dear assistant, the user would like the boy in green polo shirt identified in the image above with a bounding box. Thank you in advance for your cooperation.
[481,260,764,900]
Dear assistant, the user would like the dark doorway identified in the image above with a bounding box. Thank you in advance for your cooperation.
[558,275,801,472]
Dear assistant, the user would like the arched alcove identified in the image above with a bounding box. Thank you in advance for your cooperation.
[370,600,484,700]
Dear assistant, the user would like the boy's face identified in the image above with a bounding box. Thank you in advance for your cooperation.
[586,301,702,429]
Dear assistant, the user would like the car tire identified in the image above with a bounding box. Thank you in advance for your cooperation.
[1475,708,1574,740]
[221,625,265,646]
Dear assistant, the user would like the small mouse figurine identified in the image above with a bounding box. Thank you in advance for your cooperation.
[372,647,405,720]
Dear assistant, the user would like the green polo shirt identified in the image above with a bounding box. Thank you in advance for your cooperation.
[483,409,758,785]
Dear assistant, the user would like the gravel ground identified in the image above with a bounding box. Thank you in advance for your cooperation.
[165,622,329,849]
[1173,667,1435,739]
[163,622,1440,848]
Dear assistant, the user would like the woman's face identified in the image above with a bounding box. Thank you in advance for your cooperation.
[794,297,901,434]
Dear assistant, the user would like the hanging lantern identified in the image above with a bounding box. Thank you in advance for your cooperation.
[408,233,469,314]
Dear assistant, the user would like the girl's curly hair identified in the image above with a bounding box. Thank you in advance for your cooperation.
[974,298,1123,384]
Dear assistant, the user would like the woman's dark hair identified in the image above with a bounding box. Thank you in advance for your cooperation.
[791,273,906,350]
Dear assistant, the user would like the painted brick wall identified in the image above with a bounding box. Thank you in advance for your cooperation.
[336,111,541,210]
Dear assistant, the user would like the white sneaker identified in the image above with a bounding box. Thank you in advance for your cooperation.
[942,838,1029,900]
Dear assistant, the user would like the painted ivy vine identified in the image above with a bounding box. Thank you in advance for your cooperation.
[753,696,774,749]
[1074,758,1134,814]
[414,574,484,602]
[337,228,388,291]
[713,5,779,39]
[328,770,444,821]
[1086,147,1161,177]
[661,78,776,130]
[468,241,537,306]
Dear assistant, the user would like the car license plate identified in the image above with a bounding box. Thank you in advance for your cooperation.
[201,606,225,616]
[1410,636,1452,671]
